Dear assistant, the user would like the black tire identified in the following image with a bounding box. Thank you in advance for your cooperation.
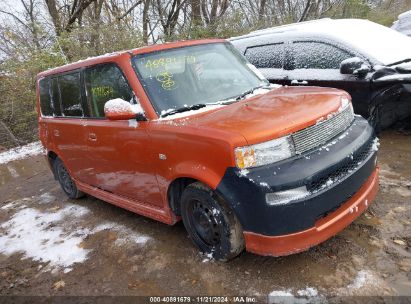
[180,182,245,261]
[53,157,85,199]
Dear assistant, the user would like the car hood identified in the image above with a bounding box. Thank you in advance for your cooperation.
[168,86,350,145]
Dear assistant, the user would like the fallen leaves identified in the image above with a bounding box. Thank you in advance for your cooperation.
[393,239,406,246]
[52,280,65,290]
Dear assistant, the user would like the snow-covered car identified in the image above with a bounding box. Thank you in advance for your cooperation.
[392,10,411,37]
[231,18,411,129]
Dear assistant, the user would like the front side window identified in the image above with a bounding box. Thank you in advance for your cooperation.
[293,41,352,69]
[245,43,285,69]
[84,64,134,118]
[38,78,53,116]
[132,43,267,115]
[58,72,83,117]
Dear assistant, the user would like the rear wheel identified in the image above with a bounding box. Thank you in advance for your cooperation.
[181,182,244,261]
[53,158,85,199]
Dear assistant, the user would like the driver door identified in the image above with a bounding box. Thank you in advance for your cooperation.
[82,63,163,207]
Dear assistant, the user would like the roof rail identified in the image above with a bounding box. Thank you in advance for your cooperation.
[231,18,332,40]
[252,18,332,34]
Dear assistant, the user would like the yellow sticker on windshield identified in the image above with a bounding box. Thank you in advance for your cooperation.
[145,55,196,71]
[156,70,177,90]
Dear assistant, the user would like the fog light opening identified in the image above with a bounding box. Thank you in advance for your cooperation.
[266,186,310,206]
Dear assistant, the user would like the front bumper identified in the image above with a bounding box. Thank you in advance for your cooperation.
[216,116,378,252]
[244,167,379,256]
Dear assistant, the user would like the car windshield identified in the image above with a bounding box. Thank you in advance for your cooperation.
[132,42,268,116]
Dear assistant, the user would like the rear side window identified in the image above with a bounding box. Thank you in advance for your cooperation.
[38,78,53,116]
[244,43,285,69]
[293,41,352,69]
[58,72,83,117]
[84,64,133,118]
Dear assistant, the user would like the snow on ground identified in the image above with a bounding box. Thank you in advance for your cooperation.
[337,270,384,295]
[0,205,91,273]
[268,287,323,304]
[268,270,382,302]
[0,192,151,273]
[0,141,44,165]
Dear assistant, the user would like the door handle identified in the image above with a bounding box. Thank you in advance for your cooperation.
[88,133,97,141]
[291,80,308,85]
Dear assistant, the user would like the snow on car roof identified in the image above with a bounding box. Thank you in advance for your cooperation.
[231,18,411,66]
[392,10,411,37]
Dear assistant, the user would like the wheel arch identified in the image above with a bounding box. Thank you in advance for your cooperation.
[166,161,226,216]
[47,150,59,179]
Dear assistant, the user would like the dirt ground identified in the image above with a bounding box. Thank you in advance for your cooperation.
[0,130,410,302]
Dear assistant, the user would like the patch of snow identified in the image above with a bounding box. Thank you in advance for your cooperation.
[0,206,91,272]
[0,141,44,165]
[371,137,380,152]
[291,80,308,85]
[0,195,151,273]
[239,169,249,177]
[93,223,151,246]
[7,166,19,178]
[158,104,225,120]
[296,287,318,297]
[201,252,214,263]
[37,192,55,204]
[128,119,138,128]
[347,270,371,290]
[392,10,411,36]
[130,103,144,114]
[1,201,17,210]
[104,98,143,114]
[268,289,294,297]
[268,287,324,304]
[260,182,270,188]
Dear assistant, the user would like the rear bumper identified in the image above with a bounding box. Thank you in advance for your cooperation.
[243,167,379,256]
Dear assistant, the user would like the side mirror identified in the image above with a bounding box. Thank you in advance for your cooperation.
[104,98,146,121]
[340,57,370,77]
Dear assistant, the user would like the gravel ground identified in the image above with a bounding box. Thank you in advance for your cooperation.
[0,130,410,302]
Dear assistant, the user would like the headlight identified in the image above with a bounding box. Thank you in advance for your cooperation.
[234,136,295,169]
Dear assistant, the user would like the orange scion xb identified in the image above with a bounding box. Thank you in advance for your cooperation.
[36,39,379,260]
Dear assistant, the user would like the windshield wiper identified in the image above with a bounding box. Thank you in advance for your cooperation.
[235,84,270,101]
[388,58,411,66]
[160,104,207,118]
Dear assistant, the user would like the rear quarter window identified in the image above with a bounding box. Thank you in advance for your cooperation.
[58,72,83,117]
[38,78,53,116]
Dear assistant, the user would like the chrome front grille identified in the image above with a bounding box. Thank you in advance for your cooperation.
[292,104,354,155]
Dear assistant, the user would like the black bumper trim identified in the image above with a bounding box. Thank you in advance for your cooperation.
[216,117,377,236]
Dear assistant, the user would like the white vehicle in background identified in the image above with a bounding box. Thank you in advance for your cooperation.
[392,10,411,37]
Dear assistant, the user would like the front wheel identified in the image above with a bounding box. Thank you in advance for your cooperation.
[181,182,245,261]
[53,157,85,199]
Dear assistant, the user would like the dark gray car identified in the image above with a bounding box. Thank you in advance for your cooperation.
[230,18,411,129]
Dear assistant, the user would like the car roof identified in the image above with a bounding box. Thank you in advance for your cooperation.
[230,18,369,41]
[37,39,226,78]
[230,18,411,65]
